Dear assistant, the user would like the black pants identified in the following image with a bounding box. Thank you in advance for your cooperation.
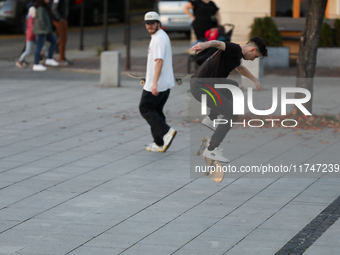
[139,89,171,146]
[190,79,239,149]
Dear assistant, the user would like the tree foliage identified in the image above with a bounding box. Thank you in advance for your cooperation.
[249,16,283,46]
[319,22,334,47]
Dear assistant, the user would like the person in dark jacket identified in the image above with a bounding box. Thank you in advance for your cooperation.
[51,0,72,66]
[33,0,59,71]
[183,0,221,41]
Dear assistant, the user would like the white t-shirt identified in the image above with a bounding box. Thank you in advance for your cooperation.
[143,29,175,92]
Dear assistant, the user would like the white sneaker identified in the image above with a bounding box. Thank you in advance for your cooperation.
[163,127,177,152]
[202,116,216,131]
[146,142,165,152]
[32,64,47,71]
[45,58,59,66]
[203,147,229,163]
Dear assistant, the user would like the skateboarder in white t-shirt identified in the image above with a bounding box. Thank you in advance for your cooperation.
[139,11,177,152]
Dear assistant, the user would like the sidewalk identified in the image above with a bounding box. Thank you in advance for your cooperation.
[59,39,191,75]
[61,42,340,78]
[60,52,190,75]
[0,42,340,255]
[65,53,340,77]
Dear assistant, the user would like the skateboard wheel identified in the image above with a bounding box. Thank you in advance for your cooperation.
[204,172,210,176]
[196,151,200,156]
[202,137,206,142]
[140,80,145,86]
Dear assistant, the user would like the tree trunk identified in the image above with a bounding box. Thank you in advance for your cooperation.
[295,0,328,114]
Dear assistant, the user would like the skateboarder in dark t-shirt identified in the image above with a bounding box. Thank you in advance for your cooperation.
[190,36,268,163]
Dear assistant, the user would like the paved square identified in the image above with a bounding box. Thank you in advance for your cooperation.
[0,62,340,255]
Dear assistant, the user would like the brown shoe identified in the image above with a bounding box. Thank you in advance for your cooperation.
[15,61,25,68]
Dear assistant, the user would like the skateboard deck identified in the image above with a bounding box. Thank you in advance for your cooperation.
[127,73,191,86]
[196,136,224,183]
[127,73,147,85]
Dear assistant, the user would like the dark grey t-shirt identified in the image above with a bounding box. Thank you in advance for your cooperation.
[193,42,243,78]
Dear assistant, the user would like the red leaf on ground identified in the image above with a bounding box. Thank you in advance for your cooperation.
[292,108,297,116]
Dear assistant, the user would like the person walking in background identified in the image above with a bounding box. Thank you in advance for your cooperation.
[16,6,47,68]
[33,0,59,71]
[16,7,37,68]
[51,0,73,66]
[139,11,177,153]
[183,0,221,42]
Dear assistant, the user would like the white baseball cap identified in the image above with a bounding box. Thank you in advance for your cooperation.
[144,11,160,24]
[28,6,36,17]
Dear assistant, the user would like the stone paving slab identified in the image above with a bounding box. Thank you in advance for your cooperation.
[0,66,340,255]
[303,218,340,255]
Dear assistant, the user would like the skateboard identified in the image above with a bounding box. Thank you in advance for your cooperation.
[127,73,191,86]
[196,136,224,183]
[127,73,147,85]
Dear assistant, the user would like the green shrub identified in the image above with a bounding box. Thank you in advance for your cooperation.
[249,16,283,47]
[96,42,111,56]
[319,22,334,47]
[334,18,340,47]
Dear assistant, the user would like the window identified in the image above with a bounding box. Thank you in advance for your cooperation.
[276,0,293,17]
[272,0,309,18]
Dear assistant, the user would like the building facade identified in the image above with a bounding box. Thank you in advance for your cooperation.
[215,0,340,44]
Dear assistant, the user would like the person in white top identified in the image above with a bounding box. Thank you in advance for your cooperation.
[139,11,177,153]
